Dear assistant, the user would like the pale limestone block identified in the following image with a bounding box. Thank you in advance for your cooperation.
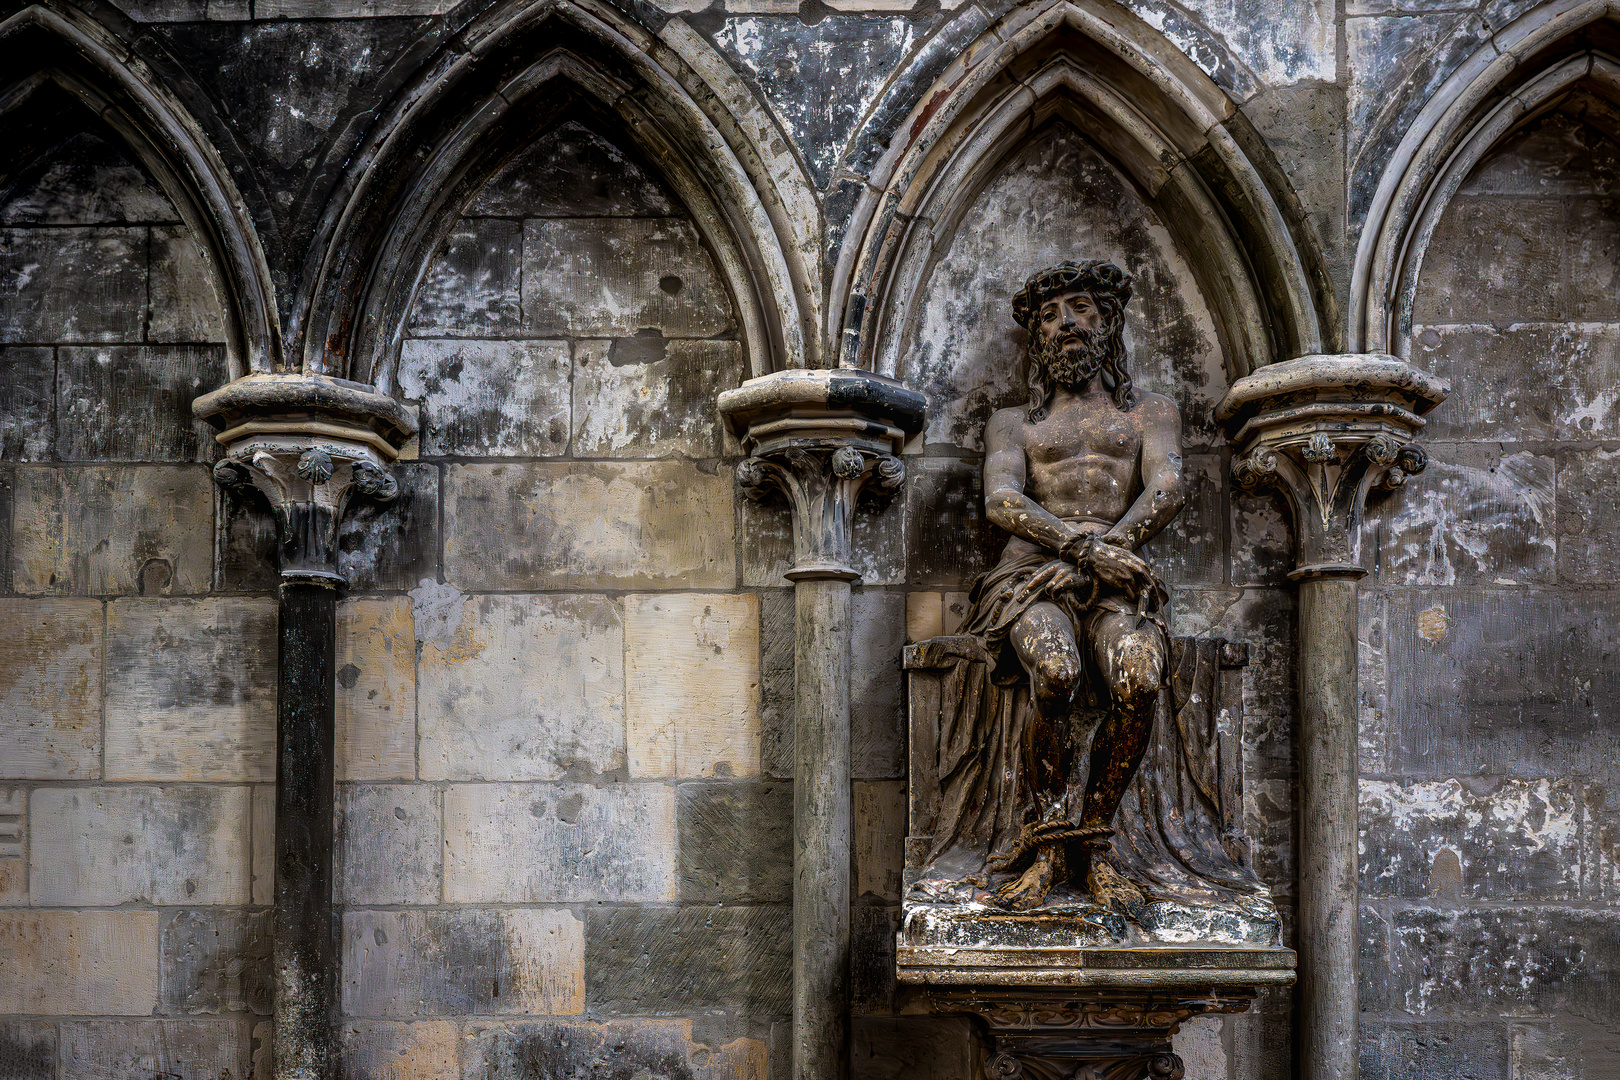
[905,591,942,644]
[0,599,102,779]
[854,780,906,903]
[338,1020,459,1080]
[397,339,570,457]
[337,597,416,782]
[12,467,213,595]
[251,784,273,907]
[60,1019,245,1079]
[30,786,252,906]
[443,462,736,591]
[943,591,970,635]
[625,593,760,779]
[338,785,440,906]
[342,907,584,1016]
[1173,1015,1230,1079]
[0,910,159,1014]
[571,339,738,458]
[104,598,276,782]
[443,782,676,902]
[418,593,624,782]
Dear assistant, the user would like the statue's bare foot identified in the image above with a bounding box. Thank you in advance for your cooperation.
[990,844,1063,911]
[1087,852,1147,918]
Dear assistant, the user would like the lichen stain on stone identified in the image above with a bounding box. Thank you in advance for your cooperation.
[1416,604,1449,643]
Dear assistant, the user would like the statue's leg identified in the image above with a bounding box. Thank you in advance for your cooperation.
[988,603,1082,911]
[1080,611,1165,833]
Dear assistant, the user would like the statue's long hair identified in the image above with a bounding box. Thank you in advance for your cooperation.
[1012,260,1136,421]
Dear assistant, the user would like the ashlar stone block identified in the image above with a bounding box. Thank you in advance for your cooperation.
[0,1020,54,1080]
[0,346,54,460]
[572,338,739,458]
[147,226,227,343]
[30,785,253,906]
[338,785,441,906]
[444,462,735,590]
[417,592,624,782]
[338,1020,458,1080]
[522,217,734,338]
[585,905,791,1015]
[160,908,271,1016]
[337,597,416,782]
[342,907,584,1017]
[0,910,159,1015]
[677,781,791,903]
[59,1020,245,1080]
[465,1019,768,1080]
[0,599,102,780]
[625,592,760,779]
[56,345,228,462]
[397,338,570,458]
[0,227,147,343]
[854,780,905,904]
[469,120,677,218]
[104,597,276,782]
[405,218,522,336]
[443,782,676,903]
[13,466,214,596]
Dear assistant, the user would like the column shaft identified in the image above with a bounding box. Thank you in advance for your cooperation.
[273,582,339,1080]
[1297,574,1361,1080]
[794,576,853,1080]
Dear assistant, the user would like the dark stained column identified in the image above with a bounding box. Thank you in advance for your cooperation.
[195,374,416,1080]
[1219,355,1447,1080]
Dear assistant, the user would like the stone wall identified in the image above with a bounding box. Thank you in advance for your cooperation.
[2,0,1619,1077]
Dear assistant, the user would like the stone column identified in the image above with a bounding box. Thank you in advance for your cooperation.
[1217,355,1447,1080]
[719,370,925,1080]
[194,374,417,1080]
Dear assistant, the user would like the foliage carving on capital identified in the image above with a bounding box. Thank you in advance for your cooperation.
[738,444,904,581]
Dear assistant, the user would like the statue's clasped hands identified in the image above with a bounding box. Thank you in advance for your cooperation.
[1060,531,1155,599]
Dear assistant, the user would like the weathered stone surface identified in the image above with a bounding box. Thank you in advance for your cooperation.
[1172,1015,1228,1080]
[397,339,570,457]
[0,788,24,905]
[1359,778,1580,901]
[677,781,792,903]
[251,784,273,907]
[905,457,998,587]
[417,592,624,782]
[1388,906,1620,1019]
[1,129,177,225]
[1363,444,1555,586]
[13,466,214,595]
[1412,196,1564,323]
[854,780,905,903]
[1172,587,1295,779]
[337,463,440,592]
[57,345,227,462]
[758,588,794,780]
[339,785,441,906]
[59,1020,245,1080]
[470,121,677,218]
[586,905,791,1015]
[1408,324,1562,443]
[443,783,676,903]
[405,218,522,336]
[30,785,252,905]
[0,227,147,343]
[851,1017,977,1080]
[344,908,584,1017]
[1508,1019,1620,1080]
[444,462,735,590]
[1359,1019,1507,1080]
[0,910,159,1015]
[1461,110,1620,197]
[1229,484,1292,588]
[160,908,272,1015]
[849,905,899,1016]
[1231,984,1293,1080]
[1240,85,1349,296]
[1370,589,1620,786]
[463,1019,769,1080]
[0,599,102,780]
[1555,446,1620,584]
[1247,777,1295,900]
[0,1020,54,1080]
[521,218,733,338]
[104,598,277,782]
[148,226,227,343]
[1142,453,1224,586]
[337,597,416,782]
[338,1020,458,1080]
[625,592,759,779]
[900,123,1225,449]
[0,347,54,461]
[851,590,905,780]
[740,482,907,587]
[1178,0,1335,86]
[573,338,739,459]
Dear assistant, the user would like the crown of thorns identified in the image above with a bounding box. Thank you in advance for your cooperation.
[1011,260,1133,333]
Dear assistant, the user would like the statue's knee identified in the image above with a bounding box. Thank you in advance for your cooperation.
[1036,653,1082,699]
[1108,632,1163,703]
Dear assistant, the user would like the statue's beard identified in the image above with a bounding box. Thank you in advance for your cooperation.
[1034,327,1108,389]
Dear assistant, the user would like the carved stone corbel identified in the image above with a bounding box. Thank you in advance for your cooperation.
[194,372,417,1080]
[719,369,925,1080]
[1218,354,1447,1080]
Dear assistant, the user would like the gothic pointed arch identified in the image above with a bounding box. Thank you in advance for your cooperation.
[829,0,1331,385]
[299,0,820,391]
[1353,2,1620,355]
[0,2,280,380]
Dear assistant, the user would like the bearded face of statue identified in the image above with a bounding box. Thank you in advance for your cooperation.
[1032,288,1110,392]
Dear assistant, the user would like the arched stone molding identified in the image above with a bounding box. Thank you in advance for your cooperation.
[829,0,1330,384]
[299,0,821,391]
[0,2,280,381]
[1353,1,1620,355]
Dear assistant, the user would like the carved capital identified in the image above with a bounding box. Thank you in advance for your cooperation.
[1217,354,1449,580]
[195,373,418,585]
[719,369,925,582]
